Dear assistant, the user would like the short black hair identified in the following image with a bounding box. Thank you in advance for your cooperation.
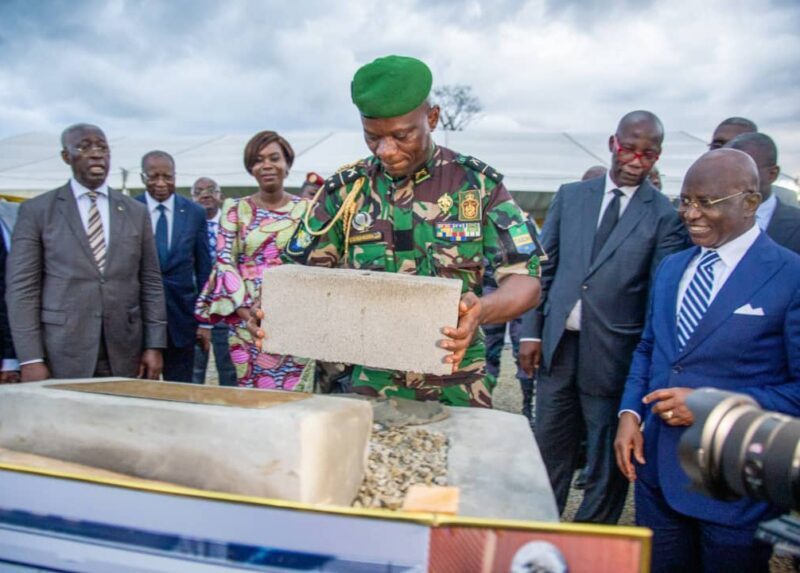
[141,150,175,171]
[726,132,778,166]
[717,117,758,132]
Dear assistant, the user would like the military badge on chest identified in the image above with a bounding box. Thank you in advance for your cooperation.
[352,211,373,232]
[458,189,481,222]
[437,194,453,214]
[349,210,383,245]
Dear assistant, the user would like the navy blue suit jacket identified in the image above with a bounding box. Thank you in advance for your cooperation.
[620,231,800,527]
[136,193,211,348]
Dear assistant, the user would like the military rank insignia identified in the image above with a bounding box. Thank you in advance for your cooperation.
[437,194,454,213]
[413,166,432,185]
[435,222,482,242]
[458,189,481,222]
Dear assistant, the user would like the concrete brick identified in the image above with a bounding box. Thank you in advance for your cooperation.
[261,266,462,376]
[0,379,373,506]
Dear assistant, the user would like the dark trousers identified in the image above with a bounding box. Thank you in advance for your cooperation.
[533,331,628,523]
[93,330,113,377]
[192,324,236,386]
[636,478,771,573]
[162,333,194,383]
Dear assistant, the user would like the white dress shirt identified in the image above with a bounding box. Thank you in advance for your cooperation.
[755,193,777,231]
[564,173,640,332]
[71,178,111,247]
[145,192,175,248]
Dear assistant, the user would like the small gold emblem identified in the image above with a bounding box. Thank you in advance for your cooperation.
[437,194,454,213]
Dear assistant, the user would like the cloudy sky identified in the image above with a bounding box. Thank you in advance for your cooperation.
[1,0,799,173]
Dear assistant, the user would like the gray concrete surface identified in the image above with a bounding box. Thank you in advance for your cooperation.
[261,265,461,375]
[427,407,559,522]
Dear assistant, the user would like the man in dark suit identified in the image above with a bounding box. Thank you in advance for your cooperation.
[726,132,800,253]
[136,151,211,382]
[7,124,166,380]
[0,200,19,383]
[614,149,800,572]
[519,110,689,523]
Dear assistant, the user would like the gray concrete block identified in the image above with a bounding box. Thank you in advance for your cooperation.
[261,266,462,376]
[0,379,373,506]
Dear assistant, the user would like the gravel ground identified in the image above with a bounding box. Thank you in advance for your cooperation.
[491,345,793,572]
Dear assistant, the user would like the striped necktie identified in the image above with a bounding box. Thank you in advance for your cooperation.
[677,250,721,350]
[87,190,106,273]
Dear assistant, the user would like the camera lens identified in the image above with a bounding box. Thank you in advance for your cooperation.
[679,388,800,512]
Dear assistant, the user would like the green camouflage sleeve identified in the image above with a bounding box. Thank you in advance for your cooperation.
[283,181,349,267]
[482,182,543,280]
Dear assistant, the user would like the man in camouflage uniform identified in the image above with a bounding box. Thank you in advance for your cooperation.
[282,55,542,407]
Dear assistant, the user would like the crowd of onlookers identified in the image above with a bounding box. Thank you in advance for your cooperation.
[0,107,797,573]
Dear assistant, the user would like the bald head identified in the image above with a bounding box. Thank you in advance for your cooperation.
[616,111,665,144]
[608,110,663,187]
[680,149,761,248]
[685,149,758,193]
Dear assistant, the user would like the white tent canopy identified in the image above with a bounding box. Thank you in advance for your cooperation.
[0,130,797,200]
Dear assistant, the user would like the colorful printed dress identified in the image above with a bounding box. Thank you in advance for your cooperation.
[196,196,307,389]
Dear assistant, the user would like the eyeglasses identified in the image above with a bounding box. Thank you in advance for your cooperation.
[72,142,109,155]
[678,190,751,211]
[613,136,660,164]
[141,173,175,184]
[191,188,219,197]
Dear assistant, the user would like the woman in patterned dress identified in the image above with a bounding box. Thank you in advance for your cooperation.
[196,131,307,389]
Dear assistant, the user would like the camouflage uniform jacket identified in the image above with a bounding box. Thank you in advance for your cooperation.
[284,145,541,403]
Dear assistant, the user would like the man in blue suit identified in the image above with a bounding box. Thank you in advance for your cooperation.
[137,151,211,382]
[615,148,800,573]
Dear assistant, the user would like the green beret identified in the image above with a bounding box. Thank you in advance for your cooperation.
[351,55,433,118]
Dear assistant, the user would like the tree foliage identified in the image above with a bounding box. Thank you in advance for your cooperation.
[432,84,483,131]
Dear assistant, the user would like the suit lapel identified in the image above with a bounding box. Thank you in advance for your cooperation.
[55,184,98,272]
[170,195,187,263]
[678,233,782,359]
[581,179,605,273]
[105,189,131,272]
[587,180,654,277]
[663,247,699,358]
[766,202,791,244]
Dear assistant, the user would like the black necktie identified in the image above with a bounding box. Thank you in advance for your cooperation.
[155,204,169,268]
[592,189,623,262]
